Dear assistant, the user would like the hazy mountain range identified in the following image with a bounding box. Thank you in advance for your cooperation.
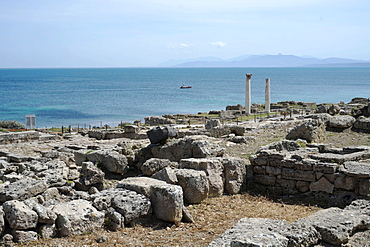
[158,54,370,67]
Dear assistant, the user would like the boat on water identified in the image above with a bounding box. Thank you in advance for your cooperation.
[180,85,192,89]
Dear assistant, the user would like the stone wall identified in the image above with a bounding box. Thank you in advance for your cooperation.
[249,140,370,207]
[0,131,41,144]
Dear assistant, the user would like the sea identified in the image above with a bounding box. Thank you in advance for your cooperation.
[0,67,369,128]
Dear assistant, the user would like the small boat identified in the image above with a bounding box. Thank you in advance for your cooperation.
[180,85,192,89]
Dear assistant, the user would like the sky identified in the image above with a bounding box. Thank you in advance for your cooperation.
[0,0,370,68]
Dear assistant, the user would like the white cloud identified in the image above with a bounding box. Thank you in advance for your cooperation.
[169,43,191,49]
[211,41,226,48]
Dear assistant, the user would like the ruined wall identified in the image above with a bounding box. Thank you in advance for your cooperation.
[249,141,370,207]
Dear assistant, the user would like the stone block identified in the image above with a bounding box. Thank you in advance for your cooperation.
[334,174,359,191]
[309,177,334,193]
[282,168,316,182]
[3,200,38,230]
[174,169,209,204]
[254,174,276,186]
[150,184,184,223]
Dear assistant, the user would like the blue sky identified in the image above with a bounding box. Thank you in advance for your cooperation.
[1,0,369,67]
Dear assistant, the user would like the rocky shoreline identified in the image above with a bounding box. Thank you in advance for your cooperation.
[0,98,369,246]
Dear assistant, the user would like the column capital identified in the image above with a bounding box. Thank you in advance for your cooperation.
[246,74,252,79]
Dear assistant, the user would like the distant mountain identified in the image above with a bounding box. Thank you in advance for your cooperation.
[158,54,369,67]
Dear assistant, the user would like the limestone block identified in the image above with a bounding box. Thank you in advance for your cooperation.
[111,190,151,225]
[87,150,128,174]
[151,167,178,184]
[0,177,48,202]
[174,169,209,204]
[334,174,359,191]
[124,125,139,133]
[205,119,220,130]
[208,218,289,247]
[180,158,224,197]
[150,184,183,223]
[296,181,310,193]
[266,166,281,176]
[229,125,246,136]
[105,207,125,231]
[53,199,105,237]
[340,161,370,178]
[296,207,370,245]
[150,136,225,162]
[25,200,57,224]
[259,140,301,152]
[286,119,326,143]
[282,168,316,182]
[253,165,266,174]
[11,230,38,243]
[3,200,38,230]
[254,174,276,186]
[328,115,356,129]
[220,157,246,195]
[141,158,179,176]
[312,162,338,174]
[73,150,88,166]
[358,178,370,196]
[309,177,334,193]
[81,161,105,186]
[345,199,370,216]
[117,177,168,197]
[279,222,320,247]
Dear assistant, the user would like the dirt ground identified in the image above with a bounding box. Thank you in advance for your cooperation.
[15,121,370,247]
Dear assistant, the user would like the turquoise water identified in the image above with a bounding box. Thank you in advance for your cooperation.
[0,67,369,128]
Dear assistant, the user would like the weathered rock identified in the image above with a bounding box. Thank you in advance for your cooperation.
[205,119,221,131]
[328,115,356,129]
[141,158,179,176]
[37,160,69,187]
[147,126,178,144]
[174,169,209,204]
[345,199,370,216]
[81,161,105,186]
[150,184,183,223]
[11,230,38,243]
[3,200,38,230]
[24,200,57,225]
[309,176,334,193]
[353,116,370,133]
[52,199,105,237]
[259,140,301,152]
[151,167,178,184]
[278,222,321,247]
[149,136,225,162]
[117,177,168,197]
[296,207,370,245]
[39,224,57,239]
[328,104,341,115]
[144,116,175,126]
[87,150,128,174]
[286,120,326,143]
[0,177,48,202]
[208,218,289,247]
[229,125,246,136]
[105,207,125,231]
[0,207,4,235]
[111,190,151,225]
[220,157,247,194]
[180,158,224,197]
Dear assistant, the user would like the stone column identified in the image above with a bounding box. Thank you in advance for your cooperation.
[245,74,252,115]
[265,78,270,113]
